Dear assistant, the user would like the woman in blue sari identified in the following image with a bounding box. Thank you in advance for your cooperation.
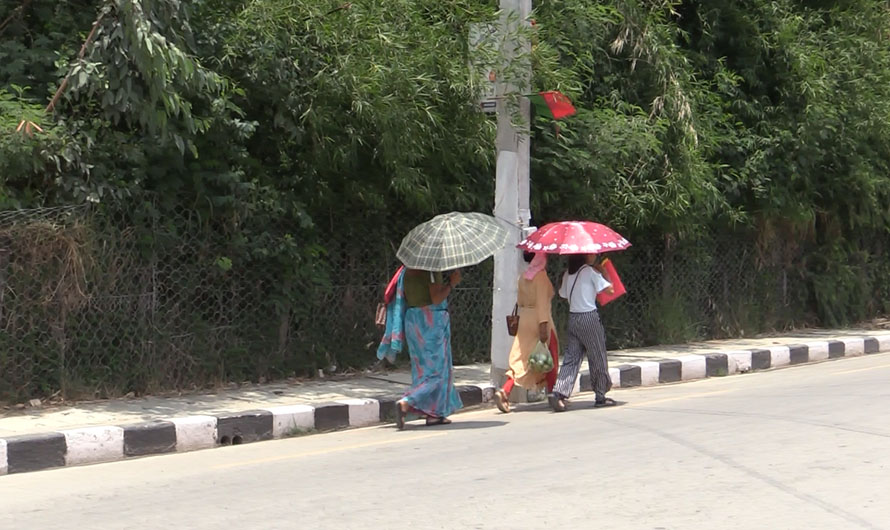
[378,267,463,429]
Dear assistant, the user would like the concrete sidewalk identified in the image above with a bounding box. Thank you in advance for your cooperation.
[2,327,889,475]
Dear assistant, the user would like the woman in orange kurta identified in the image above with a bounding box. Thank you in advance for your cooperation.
[494,252,559,413]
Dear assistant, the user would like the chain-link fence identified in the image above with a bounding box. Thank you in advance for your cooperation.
[1,205,883,403]
[0,205,497,402]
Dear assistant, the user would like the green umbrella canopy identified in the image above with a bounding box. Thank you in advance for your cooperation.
[397,212,511,272]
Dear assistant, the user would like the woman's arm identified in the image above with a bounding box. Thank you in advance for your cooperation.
[591,267,614,295]
[430,270,461,304]
[535,274,552,343]
[538,322,550,344]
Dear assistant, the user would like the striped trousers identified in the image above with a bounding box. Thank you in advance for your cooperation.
[552,310,611,399]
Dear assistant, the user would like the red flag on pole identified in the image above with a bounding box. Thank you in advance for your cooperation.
[527,91,577,120]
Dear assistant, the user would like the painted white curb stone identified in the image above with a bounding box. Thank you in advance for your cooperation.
[769,345,791,367]
[266,405,314,438]
[338,399,380,428]
[0,439,7,476]
[807,341,830,362]
[609,367,620,388]
[62,426,124,466]
[171,416,218,451]
[677,355,707,381]
[725,350,752,374]
[877,334,890,352]
[636,361,660,386]
[841,337,865,356]
[480,384,497,403]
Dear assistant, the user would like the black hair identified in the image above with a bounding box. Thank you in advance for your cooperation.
[522,251,535,263]
[567,254,586,274]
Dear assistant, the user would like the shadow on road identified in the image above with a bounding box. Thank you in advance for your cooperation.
[400,420,507,431]
[507,399,628,414]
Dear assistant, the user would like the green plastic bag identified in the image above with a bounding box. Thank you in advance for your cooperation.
[528,341,554,373]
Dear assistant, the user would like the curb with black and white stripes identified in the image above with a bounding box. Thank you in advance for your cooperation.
[575,334,890,393]
[2,333,888,476]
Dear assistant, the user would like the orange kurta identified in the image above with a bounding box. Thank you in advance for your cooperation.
[505,271,559,389]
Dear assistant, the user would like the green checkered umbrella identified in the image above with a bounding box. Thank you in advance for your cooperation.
[397,212,510,272]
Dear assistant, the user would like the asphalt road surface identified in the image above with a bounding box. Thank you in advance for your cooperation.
[2,353,889,530]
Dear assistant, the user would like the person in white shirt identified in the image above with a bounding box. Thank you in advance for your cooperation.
[549,253,616,411]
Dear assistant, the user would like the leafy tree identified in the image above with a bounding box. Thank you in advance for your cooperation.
[3,0,890,398]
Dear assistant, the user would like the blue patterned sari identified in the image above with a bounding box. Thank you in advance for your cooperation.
[377,269,407,364]
[402,300,463,418]
[377,269,462,418]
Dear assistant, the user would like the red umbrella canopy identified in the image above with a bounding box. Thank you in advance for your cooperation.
[517,221,631,254]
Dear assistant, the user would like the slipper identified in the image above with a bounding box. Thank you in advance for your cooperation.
[425,417,452,426]
[594,397,617,408]
[548,393,567,412]
[395,401,407,430]
[495,389,511,413]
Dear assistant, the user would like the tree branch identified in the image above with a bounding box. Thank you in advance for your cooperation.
[0,0,34,37]
[45,12,106,114]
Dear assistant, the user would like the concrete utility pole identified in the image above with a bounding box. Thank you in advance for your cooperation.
[490,0,532,390]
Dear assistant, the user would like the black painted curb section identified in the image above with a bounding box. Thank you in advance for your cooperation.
[617,365,641,388]
[789,344,810,365]
[705,354,729,377]
[123,421,176,456]
[6,433,67,474]
[828,341,846,358]
[313,403,350,432]
[579,373,592,392]
[750,349,772,371]
[217,410,273,445]
[658,360,682,383]
[458,386,483,407]
[375,396,400,423]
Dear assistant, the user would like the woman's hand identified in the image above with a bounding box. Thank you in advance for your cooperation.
[431,270,462,304]
[538,322,549,344]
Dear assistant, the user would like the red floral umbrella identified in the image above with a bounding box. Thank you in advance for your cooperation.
[517,221,631,254]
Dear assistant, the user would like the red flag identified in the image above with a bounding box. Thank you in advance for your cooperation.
[527,91,576,120]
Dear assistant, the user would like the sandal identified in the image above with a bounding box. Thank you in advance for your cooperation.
[548,393,567,412]
[594,397,617,408]
[425,416,452,426]
[495,389,511,413]
[395,401,407,430]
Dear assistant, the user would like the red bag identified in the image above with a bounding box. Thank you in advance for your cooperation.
[596,258,626,306]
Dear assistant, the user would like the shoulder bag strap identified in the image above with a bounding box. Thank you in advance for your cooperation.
[568,264,589,307]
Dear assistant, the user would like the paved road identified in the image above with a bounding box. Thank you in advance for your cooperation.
[2,354,889,529]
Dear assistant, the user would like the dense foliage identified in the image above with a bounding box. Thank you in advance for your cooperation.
[2,0,889,399]
[531,0,890,324]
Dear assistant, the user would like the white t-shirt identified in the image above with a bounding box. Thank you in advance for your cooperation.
[559,266,612,313]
